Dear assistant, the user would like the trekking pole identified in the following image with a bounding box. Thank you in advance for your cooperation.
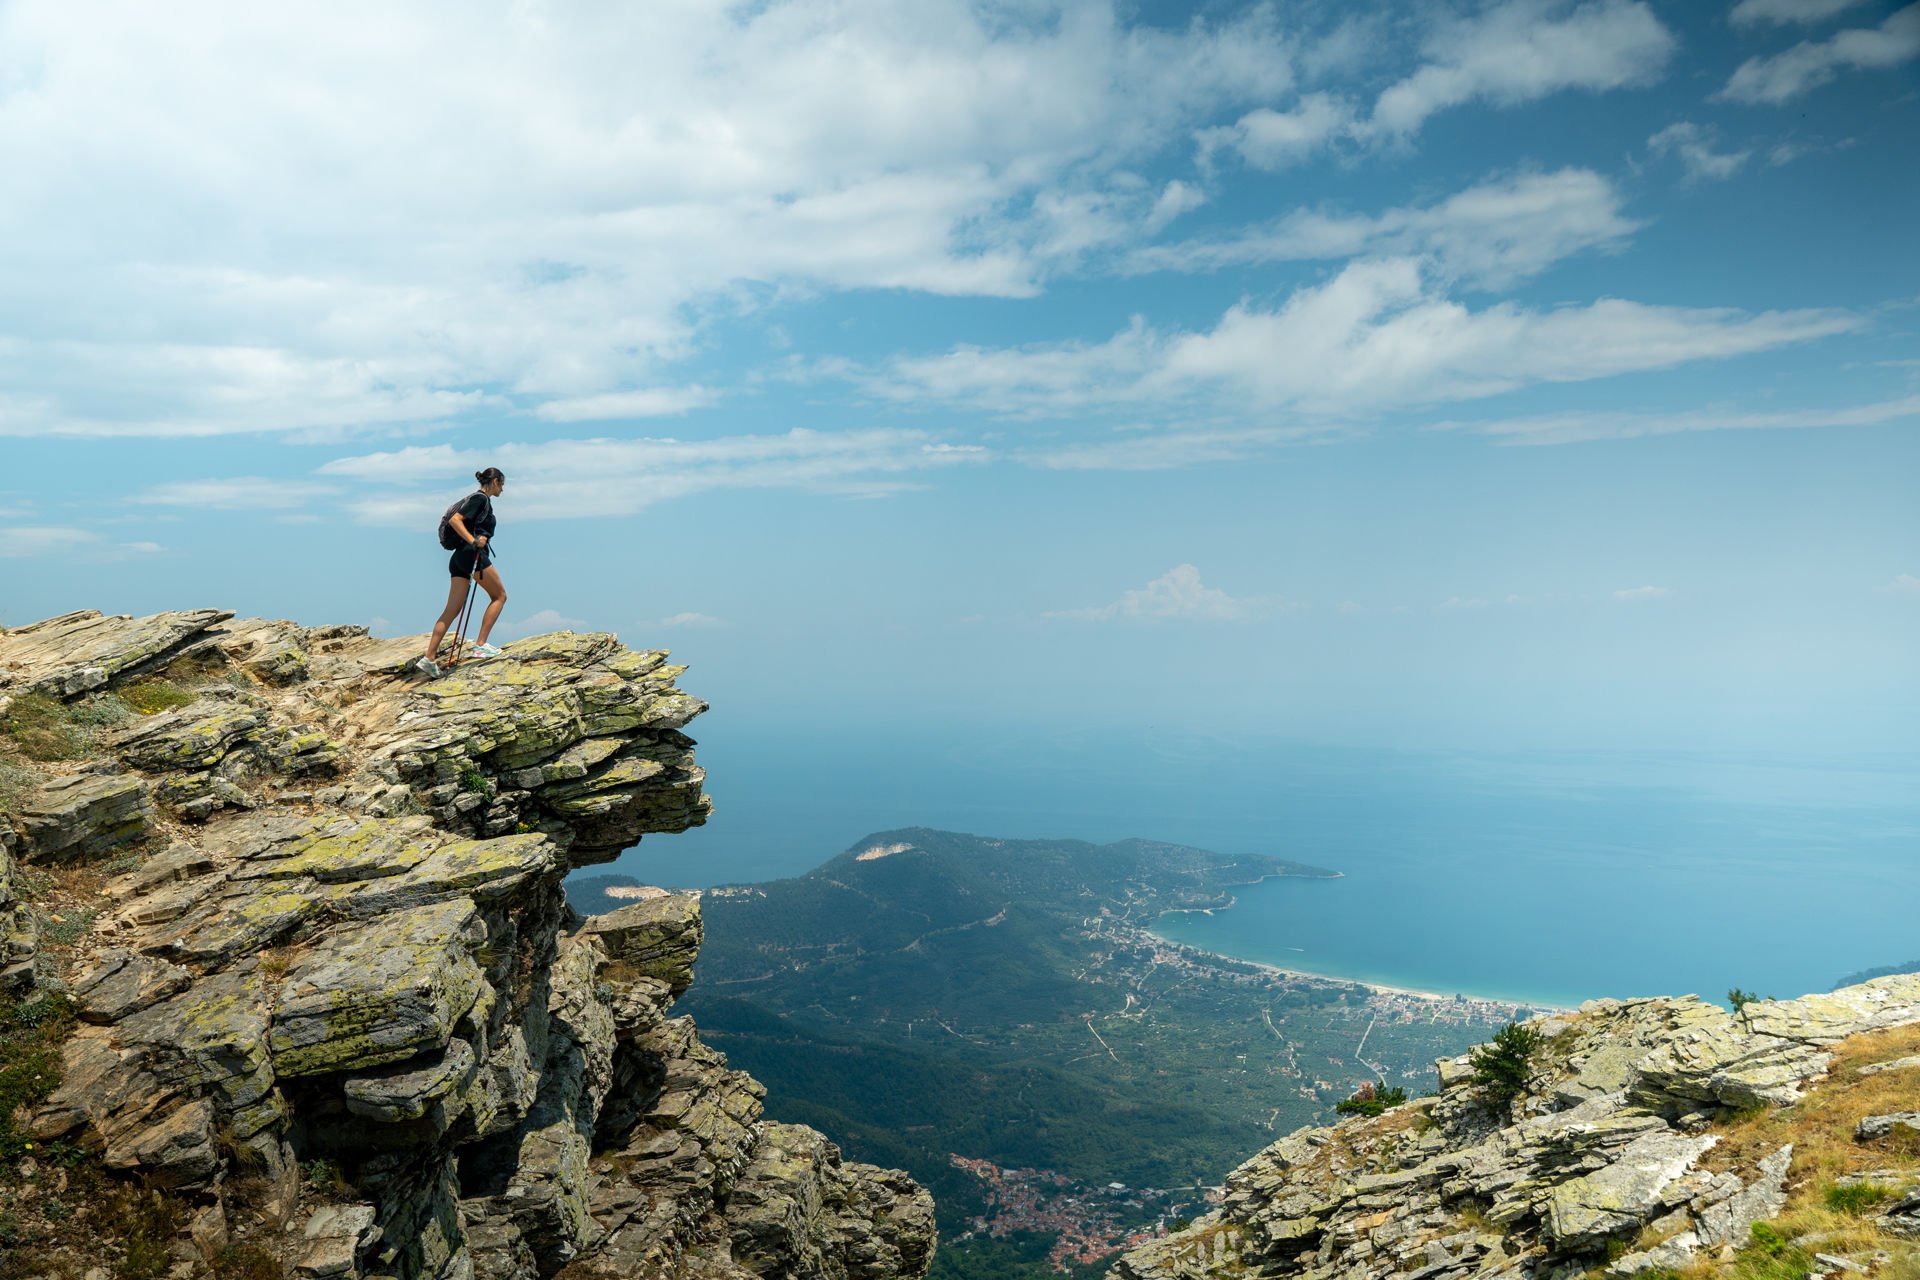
[448,550,481,666]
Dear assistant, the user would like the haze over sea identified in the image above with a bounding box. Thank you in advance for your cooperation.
[599,724,1920,1012]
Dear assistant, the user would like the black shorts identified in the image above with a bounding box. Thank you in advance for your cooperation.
[449,545,493,579]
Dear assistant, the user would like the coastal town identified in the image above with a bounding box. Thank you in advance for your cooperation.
[949,1156,1220,1274]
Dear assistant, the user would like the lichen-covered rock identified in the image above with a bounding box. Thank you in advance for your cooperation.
[110,692,265,772]
[727,1123,937,1280]
[270,899,487,1076]
[0,608,233,697]
[579,893,703,996]
[71,946,194,1023]
[16,770,152,861]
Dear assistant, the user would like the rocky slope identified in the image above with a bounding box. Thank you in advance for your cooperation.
[1113,979,1920,1280]
[0,609,934,1280]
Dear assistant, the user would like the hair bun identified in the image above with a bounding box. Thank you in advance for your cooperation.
[474,470,485,485]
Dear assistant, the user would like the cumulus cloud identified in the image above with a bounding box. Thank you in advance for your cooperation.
[319,426,988,525]
[1198,94,1356,170]
[1720,3,1920,103]
[0,1,1292,438]
[1647,122,1753,181]
[1877,574,1920,594]
[1133,168,1639,288]
[1613,585,1674,600]
[1369,0,1675,137]
[655,612,730,628]
[1045,564,1257,621]
[872,257,1856,418]
[1730,0,1869,27]
[1436,393,1920,444]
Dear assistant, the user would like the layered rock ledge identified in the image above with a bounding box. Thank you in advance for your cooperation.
[1112,978,1920,1280]
[1,609,933,1280]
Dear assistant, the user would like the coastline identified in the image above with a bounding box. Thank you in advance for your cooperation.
[1143,923,1574,1013]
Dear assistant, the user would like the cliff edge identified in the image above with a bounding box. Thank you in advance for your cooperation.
[0,609,934,1280]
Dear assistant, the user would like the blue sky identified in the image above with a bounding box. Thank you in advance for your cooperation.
[2,0,1916,752]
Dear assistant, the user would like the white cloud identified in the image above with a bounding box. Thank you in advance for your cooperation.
[1198,94,1355,170]
[0,2,1294,438]
[1369,0,1675,137]
[1721,3,1920,103]
[1021,423,1338,471]
[1436,596,1488,611]
[1437,393,1920,444]
[131,477,341,508]
[533,387,719,423]
[1876,574,1920,595]
[0,526,160,559]
[1046,564,1257,621]
[1144,181,1208,233]
[874,257,1855,419]
[1133,168,1639,288]
[655,612,730,629]
[1613,585,1674,600]
[1730,0,1869,27]
[1647,122,1753,181]
[492,608,594,641]
[319,426,988,525]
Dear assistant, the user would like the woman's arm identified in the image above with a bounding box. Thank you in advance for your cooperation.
[449,513,482,547]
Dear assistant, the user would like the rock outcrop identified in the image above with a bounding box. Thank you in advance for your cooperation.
[1113,980,1920,1280]
[0,609,933,1280]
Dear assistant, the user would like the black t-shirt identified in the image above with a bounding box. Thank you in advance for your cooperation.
[455,493,496,541]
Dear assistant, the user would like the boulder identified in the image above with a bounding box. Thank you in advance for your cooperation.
[579,892,704,995]
[270,899,487,1076]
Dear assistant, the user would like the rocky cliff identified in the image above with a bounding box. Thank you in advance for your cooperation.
[0,609,934,1280]
[1113,980,1920,1280]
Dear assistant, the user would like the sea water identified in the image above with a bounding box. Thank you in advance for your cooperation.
[595,722,1920,1011]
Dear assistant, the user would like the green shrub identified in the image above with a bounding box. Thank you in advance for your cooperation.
[1335,1082,1409,1117]
[1469,1022,1543,1103]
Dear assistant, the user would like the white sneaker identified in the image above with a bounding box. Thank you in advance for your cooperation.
[472,643,503,659]
[416,657,441,679]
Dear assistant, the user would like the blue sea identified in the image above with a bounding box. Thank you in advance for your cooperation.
[594,722,1920,1011]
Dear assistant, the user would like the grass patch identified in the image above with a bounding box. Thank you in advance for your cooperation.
[116,680,196,717]
[37,906,97,947]
[0,693,89,761]
[1824,1181,1894,1214]
[0,990,77,1161]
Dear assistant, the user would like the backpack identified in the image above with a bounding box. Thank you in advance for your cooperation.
[437,498,467,550]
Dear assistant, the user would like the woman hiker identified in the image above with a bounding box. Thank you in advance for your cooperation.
[418,467,508,678]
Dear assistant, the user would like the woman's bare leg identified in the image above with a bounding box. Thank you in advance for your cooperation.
[427,577,469,661]
[474,566,508,646]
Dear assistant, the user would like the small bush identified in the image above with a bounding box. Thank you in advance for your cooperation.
[1825,1181,1894,1215]
[458,766,493,795]
[1469,1022,1543,1103]
[1335,1082,1409,1117]
[118,680,196,717]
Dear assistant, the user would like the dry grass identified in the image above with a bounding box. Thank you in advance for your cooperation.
[1676,1023,1920,1278]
